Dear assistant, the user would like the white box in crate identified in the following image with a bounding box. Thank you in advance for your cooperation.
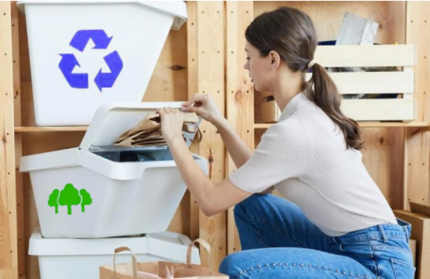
[17,1,187,126]
[20,102,208,238]
[29,227,200,279]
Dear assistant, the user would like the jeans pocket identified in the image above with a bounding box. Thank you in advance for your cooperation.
[390,258,416,279]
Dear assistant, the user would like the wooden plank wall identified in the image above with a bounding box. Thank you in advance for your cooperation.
[254,1,407,209]
[11,2,25,278]
[404,1,430,208]
[196,1,227,269]
[186,1,200,243]
[225,1,254,255]
[0,2,18,279]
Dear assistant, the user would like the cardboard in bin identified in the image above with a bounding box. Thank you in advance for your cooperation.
[394,202,430,279]
[20,102,208,238]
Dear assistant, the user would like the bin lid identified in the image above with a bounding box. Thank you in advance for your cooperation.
[28,227,200,264]
[79,102,198,152]
[16,1,187,30]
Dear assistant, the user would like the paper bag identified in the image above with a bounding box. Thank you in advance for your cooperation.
[100,238,228,279]
[114,112,201,147]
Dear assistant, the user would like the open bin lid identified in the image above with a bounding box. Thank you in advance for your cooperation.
[16,1,188,30]
[80,102,199,152]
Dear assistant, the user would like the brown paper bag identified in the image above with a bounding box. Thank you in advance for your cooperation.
[114,112,201,148]
[100,238,228,279]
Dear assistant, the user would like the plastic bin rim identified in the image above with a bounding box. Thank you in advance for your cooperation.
[28,227,199,261]
[16,1,188,21]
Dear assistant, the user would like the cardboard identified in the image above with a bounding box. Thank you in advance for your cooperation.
[410,239,417,266]
[394,202,430,279]
[114,112,200,147]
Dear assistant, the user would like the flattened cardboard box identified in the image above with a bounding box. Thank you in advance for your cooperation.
[394,202,430,279]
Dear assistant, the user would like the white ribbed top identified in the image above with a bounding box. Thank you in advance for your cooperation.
[230,92,397,236]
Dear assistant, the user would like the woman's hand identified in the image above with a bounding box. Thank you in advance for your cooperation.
[158,107,184,144]
[181,93,224,125]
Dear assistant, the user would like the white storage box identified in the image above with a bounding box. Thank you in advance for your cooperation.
[20,102,208,238]
[17,1,187,126]
[29,227,200,279]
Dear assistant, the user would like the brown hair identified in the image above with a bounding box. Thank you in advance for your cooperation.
[245,7,363,150]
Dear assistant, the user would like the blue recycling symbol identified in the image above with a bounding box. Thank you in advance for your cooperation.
[59,30,123,92]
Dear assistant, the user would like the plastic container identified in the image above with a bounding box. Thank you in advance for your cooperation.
[17,1,187,126]
[29,227,200,279]
[20,102,208,238]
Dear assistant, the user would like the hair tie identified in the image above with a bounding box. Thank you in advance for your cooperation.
[307,60,316,69]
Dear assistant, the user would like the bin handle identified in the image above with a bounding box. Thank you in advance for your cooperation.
[186,238,213,274]
[113,246,138,278]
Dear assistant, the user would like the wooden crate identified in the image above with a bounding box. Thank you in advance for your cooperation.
[259,44,417,123]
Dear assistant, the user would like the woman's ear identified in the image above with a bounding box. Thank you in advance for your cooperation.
[269,51,281,70]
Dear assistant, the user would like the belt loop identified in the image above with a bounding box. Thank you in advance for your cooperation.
[378,225,388,242]
[403,226,410,242]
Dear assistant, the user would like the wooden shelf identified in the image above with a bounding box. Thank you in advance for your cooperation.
[254,121,430,129]
[16,121,430,133]
[14,126,88,132]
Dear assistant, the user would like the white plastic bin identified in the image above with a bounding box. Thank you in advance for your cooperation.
[20,102,208,238]
[17,1,187,126]
[29,227,201,279]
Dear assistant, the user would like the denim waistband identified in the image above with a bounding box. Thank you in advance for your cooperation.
[334,218,411,244]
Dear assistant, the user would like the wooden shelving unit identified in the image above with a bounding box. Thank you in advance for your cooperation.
[14,126,88,132]
[254,121,430,130]
[2,2,230,278]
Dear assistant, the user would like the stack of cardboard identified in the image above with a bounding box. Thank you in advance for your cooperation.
[115,112,200,147]
[394,202,430,279]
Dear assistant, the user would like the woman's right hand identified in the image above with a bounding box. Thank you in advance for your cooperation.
[181,93,224,125]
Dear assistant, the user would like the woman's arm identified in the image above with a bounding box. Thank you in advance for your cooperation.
[213,117,252,169]
[158,107,305,216]
[181,93,252,168]
[168,136,252,216]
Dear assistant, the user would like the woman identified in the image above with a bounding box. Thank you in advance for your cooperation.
[158,7,415,279]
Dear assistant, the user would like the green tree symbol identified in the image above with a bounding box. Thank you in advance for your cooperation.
[48,189,60,214]
[80,189,92,213]
[58,183,81,215]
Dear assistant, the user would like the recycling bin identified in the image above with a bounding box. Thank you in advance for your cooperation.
[17,1,187,126]
[29,227,200,279]
[20,102,208,238]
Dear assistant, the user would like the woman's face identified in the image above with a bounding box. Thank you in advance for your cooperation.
[244,41,274,92]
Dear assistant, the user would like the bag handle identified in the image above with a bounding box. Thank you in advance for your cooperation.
[183,122,203,144]
[113,247,138,278]
[186,238,212,274]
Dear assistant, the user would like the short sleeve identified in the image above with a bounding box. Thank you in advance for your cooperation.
[229,119,312,193]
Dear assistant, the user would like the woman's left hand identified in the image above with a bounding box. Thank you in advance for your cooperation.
[158,107,184,144]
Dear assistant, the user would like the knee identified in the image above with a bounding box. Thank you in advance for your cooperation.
[234,193,269,219]
[219,253,243,278]
[234,194,274,221]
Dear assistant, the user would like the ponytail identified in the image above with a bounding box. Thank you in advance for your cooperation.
[305,63,364,150]
[244,6,364,150]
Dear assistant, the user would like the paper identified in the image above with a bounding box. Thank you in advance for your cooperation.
[114,112,200,147]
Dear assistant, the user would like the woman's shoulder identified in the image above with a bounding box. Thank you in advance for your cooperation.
[264,116,312,145]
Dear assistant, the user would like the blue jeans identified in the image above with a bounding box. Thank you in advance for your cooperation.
[219,194,415,279]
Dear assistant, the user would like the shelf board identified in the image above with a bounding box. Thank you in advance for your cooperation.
[14,126,88,132]
[14,121,430,133]
[254,121,430,129]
